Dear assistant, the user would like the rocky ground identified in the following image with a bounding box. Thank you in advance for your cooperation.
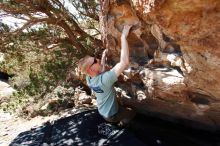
[0,106,95,146]
[0,111,57,146]
[0,80,95,146]
[0,81,15,100]
[1,80,220,146]
[2,106,220,146]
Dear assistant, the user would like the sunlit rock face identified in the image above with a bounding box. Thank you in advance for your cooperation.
[99,0,220,130]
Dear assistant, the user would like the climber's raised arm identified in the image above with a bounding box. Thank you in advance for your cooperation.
[101,49,108,72]
[113,25,132,77]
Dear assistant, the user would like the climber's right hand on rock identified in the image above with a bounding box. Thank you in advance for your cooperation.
[121,25,132,38]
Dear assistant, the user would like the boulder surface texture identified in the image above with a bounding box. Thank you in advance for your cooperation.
[99,0,220,130]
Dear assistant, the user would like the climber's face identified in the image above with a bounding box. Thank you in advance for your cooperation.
[86,56,102,75]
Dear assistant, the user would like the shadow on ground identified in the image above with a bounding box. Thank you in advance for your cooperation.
[10,109,220,146]
[9,109,144,146]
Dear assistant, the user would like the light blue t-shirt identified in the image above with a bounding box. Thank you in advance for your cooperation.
[86,69,118,118]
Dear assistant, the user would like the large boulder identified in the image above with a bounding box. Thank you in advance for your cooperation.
[99,0,220,130]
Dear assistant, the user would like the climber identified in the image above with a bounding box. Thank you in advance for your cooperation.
[78,25,135,126]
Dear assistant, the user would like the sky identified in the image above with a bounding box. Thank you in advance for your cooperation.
[0,16,26,29]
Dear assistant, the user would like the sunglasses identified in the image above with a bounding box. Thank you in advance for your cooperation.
[90,57,98,68]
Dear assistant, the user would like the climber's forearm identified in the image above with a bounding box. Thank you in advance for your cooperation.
[120,35,129,66]
[113,25,132,77]
[101,49,108,72]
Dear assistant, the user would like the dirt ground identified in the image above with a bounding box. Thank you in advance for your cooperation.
[0,106,94,146]
[0,79,96,146]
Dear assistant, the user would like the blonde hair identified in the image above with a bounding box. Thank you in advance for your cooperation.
[78,55,91,74]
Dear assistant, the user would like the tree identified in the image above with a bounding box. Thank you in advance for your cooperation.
[0,0,104,113]
[0,0,103,55]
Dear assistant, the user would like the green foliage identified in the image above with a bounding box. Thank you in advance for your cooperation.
[0,0,102,115]
[0,23,10,33]
[1,90,30,113]
[0,27,80,114]
[71,0,99,20]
